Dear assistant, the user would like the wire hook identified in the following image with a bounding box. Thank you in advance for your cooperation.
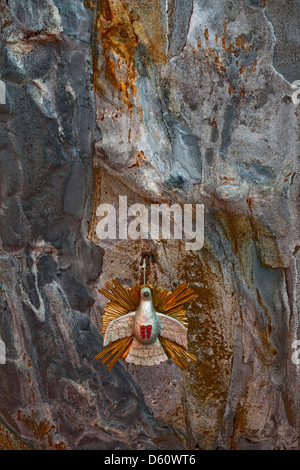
[141,258,147,285]
[140,253,153,286]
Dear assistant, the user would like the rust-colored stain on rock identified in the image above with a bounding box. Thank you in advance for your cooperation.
[17,410,67,450]
[86,0,167,107]
[128,150,146,168]
[0,423,30,450]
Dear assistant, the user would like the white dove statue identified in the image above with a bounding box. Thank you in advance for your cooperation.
[95,280,197,370]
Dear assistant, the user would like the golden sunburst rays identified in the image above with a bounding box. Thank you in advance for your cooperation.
[95,336,134,371]
[97,279,198,370]
[99,279,140,334]
[99,280,198,334]
[159,336,197,370]
[151,282,198,328]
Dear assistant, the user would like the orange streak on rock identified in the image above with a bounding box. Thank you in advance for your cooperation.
[86,0,167,108]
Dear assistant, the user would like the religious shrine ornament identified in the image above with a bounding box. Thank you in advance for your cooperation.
[95,275,198,370]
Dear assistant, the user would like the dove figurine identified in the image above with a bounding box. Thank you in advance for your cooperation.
[95,280,197,370]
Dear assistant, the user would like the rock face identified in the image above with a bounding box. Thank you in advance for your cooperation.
[0,0,299,450]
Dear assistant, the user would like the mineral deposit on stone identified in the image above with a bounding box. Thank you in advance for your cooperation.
[0,0,299,450]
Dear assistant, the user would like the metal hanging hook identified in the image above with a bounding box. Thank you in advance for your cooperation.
[141,258,147,286]
[140,253,153,286]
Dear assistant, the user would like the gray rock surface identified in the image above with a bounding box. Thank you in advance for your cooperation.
[0,0,299,450]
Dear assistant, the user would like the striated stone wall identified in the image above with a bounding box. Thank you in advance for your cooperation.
[0,0,299,450]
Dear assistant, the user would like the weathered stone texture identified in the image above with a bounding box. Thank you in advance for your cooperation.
[0,0,299,450]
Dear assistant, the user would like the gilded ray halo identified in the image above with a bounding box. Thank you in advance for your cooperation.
[96,279,198,370]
